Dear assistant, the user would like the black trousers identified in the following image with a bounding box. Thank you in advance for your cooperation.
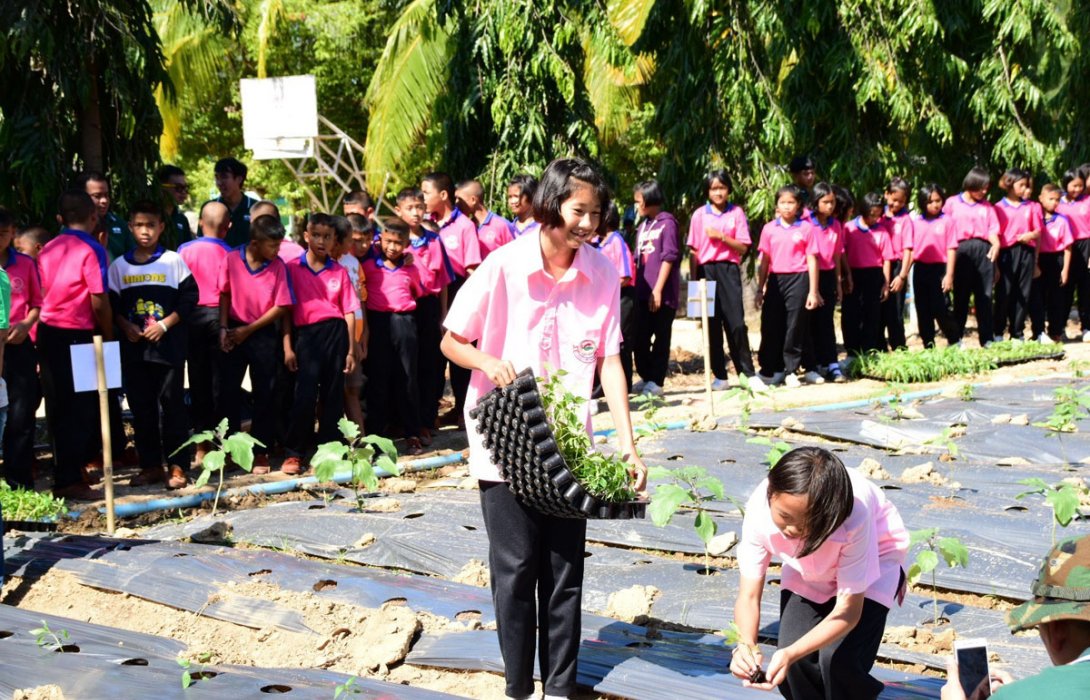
[36,324,99,488]
[777,590,889,700]
[2,341,41,489]
[1032,252,1068,338]
[952,238,995,344]
[186,306,222,433]
[841,267,885,357]
[703,261,755,378]
[415,294,442,427]
[759,272,808,375]
[802,269,838,371]
[994,243,1035,339]
[913,262,955,348]
[881,260,907,349]
[1067,238,1090,332]
[618,286,637,390]
[286,319,348,454]
[220,324,278,454]
[441,277,472,416]
[634,302,675,386]
[367,310,419,437]
[479,481,586,698]
[124,358,189,470]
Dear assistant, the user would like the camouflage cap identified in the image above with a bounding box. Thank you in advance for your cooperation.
[1007,534,1090,633]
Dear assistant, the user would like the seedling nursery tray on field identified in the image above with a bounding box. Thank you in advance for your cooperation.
[470,369,646,520]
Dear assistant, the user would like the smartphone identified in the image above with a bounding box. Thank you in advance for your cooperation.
[954,638,990,696]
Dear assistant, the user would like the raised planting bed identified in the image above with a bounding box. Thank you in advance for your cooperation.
[854,340,1065,383]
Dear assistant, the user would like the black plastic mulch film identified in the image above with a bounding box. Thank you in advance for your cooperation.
[470,368,645,519]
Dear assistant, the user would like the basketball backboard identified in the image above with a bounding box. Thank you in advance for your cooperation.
[240,75,318,160]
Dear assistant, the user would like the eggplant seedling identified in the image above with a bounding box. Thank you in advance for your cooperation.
[30,620,69,651]
[648,465,726,573]
[632,392,667,434]
[746,436,791,469]
[173,419,262,516]
[907,528,969,627]
[311,419,400,511]
[1016,478,1086,544]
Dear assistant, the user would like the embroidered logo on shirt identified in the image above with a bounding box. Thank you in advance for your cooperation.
[326,278,341,292]
[573,339,598,364]
[10,277,24,294]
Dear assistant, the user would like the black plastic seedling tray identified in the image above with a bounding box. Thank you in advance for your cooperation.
[469,369,646,520]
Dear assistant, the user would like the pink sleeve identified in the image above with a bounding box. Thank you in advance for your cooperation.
[686,209,701,249]
[902,218,915,250]
[27,262,43,308]
[600,275,622,357]
[836,517,877,595]
[462,225,483,270]
[273,262,294,307]
[805,228,821,256]
[1061,219,1074,248]
[410,266,424,299]
[757,224,772,257]
[737,485,773,579]
[945,219,957,250]
[443,260,491,341]
[217,256,231,295]
[339,267,360,313]
[1033,203,1045,232]
[942,197,954,217]
[434,239,453,288]
[82,249,105,294]
[986,205,1000,238]
[836,221,846,254]
[734,208,752,245]
[880,230,894,258]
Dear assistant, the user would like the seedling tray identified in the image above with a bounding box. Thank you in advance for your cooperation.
[469,369,646,520]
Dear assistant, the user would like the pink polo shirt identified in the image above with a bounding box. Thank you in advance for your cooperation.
[995,198,1045,248]
[444,232,622,482]
[38,228,108,330]
[687,203,751,265]
[737,468,909,609]
[757,218,812,274]
[596,230,634,287]
[364,257,423,313]
[942,193,999,243]
[179,237,233,308]
[409,231,454,296]
[1040,213,1074,255]
[806,216,844,271]
[277,239,307,263]
[883,210,914,260]
[509,219,541,239]
[476,211,513,258]
[436,208,482,279]
[911,214,957,264]
[843,217,893,269]
[1057,195,1090,241]
[217,248,294,325]
[286,253,360,326]
[3,249,43,326]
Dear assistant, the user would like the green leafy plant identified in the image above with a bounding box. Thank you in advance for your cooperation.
[746,436,792,469]
[648,465,726,573]
[30,620,69,651]
[1070,360,1089,379]
[173,418,263,516]
[0,480,68,521]
[177,651,214,689]
[1016,478,1086,543]
[856,341,1061,383]
[334,676,364,697]
[720,620,742,645]
[719,374,759,429]
[923,426,962,461]
[1035,386,1090,434]
[312,419,400,511]
[957,383,975,401]
[907,528,969,626]
[632,392,667,434]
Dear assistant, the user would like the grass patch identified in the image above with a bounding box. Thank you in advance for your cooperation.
[854,340,1063,383]
[0,480,67,521]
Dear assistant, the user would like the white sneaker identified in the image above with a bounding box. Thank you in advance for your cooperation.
[710,378,731,391]
[642,381,664,396]
[745,374,769,393]
[1038,333,1054,344]
[1083,330,1090,343]
[783,374,801,388]
[801,371,825,385]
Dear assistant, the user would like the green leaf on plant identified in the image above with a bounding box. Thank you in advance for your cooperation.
[695,476,725,501]
[648,484,691,526]
[338,417,361,441]
[694,509,716,544]
[193,467,212,490]
[647,466,672,482]
[938,537,969,567]
[907,562,923,586]
[202,450,226,475]
[1047,486,1079,526]
[909,527,938,546]
[172,430,216,454]
[915,549,939,575]
[221,434,256,472]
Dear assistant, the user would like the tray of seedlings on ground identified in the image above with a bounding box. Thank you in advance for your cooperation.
[855,340,1065,383]
[470,368,645,519]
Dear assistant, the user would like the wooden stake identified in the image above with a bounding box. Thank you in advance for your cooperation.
[93,336,115,535]
[699,280,714,416]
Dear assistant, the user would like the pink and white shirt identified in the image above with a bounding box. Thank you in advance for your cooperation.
[1057,195,1090,241]
[757,218,813,274]
[277,239,307,263]
[942,193,1000,243]
[217,248,294,325]
[737,468,909,609]
[596,230,634,287]
[38,228,108,330]
[476,211,513,258]
[409,231,454,296]
[364,257,423,313]
[2,249,43,326]
[882,210,915,261]
[179,237,233,308]
[843,218,894,269]
[1040,213,1074,255]
[806,216,844,271]
[436,208,482,279]
[286,253,360,327]
[911,214,957,264]
[995,199,1045,248]
[687,204,751,265]
[444,232,621,482]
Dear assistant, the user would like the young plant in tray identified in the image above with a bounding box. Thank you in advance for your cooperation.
[173,418,262,516]
[1016,478,1086,544]
[311,418,400,511]
[0,480,67,522]
[647,465,726,573]
[907,528,969,627]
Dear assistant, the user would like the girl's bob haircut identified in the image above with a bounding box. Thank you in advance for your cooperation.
[918,183,946,213]
[860,191,885,217]
[532,158,612,236]
[962,166,992,193]
[999,168,1031,191]
[832,185,854,222]
[634,179,665,207]
[1062,168,1084,191]
[886,176,911,195]
[704,169,733,194]
[603,201,621,232]
[811,181,835,207]
[509,173,538,201]
[767,446,855,558]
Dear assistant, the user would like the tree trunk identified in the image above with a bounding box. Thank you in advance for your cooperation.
[79,56,104,172]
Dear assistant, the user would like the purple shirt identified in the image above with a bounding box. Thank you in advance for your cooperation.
[635,211,681,308]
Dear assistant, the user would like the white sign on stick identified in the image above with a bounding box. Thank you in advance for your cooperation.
[240,75,318,160]
[686,280,716,319]
[70,342,122,392]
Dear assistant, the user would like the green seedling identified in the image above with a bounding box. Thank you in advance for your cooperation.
[907,528,969,627]
[923,426,961,461]
[1035,386,1090,434]
[334,676,364,697]
[856,341,1060,383]
[312,419,400,511]
[177,651,214,689]
[648,465,726,573]
[957,383,975,402]
[0,480,68,521]
[1070,360,1089,378]
[746,436,791,469]
[1016,478,1086,544]
[721,620,742,645]
[632,392,667,434]
[719,374,758,429]
[173,418,262,516]
[30,620,69,651]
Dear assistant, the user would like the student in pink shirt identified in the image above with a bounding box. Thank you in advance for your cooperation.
[441,158,646,700]
[841,192,893,358]
[456,179,513,258]
[993,168,1044,341]
[1033,184,1075,343]
[912,184,958,348]
[281,213,359,474]
[595,203,638,390]
[802,183,844,383]
[217,215,294,472]
[942,167,1001,346]
[882,178,914,350]
[731,447,908,699]
[686,169,761,390]
[506,174,540,239]
[1058,168,1090,342]
[755,186,821,388]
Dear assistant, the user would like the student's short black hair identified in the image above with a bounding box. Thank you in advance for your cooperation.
[422,172,455,200]
[886,176,910,195]
[0,206,14,229]
[603,201,621,232]
[214,157,248,180]
[811,182,835,207]
[455,178,482,194]
[961,166,991,192]
[16,226,48,245]
[128,200,164,222]
[308,212,334,230]
[999,167,1031,191]
[346,213,373,234]
[344,189,374,209]
[58,189,96,225]
[788,155,815,173]
[766,446,854,558]
[330,215,351,244]
[1078,163,1090,183]
[395,187,424,204]
[155,164,185,183]
[633,180,664,207]
[381,216,410,238]
[250,214,285,242]
[832,185,854,222]
[1041,182,1063,196]
[918,183,946,211]
[251,200,280,219]
[774,184,801,209]
[1062,168,1084,190]
[532,157,612,236]
[860,191,885,217]
[703,169,732,194]
[509,174,538,201]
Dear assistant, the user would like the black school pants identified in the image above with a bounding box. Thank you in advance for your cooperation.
[479,480,586,699]
[802,268,838,371]
[416,294,443,428]
[2,341,41,489]
[703,261,755,378]
[186,306,222,433]
[634,302,675,386]
[1067,239,1090,332]
[777,590,890,700]
[441,277,472,416]
[220,324,278,454]
[618,286,637,390]
[913,262,955,348]
[881,260,907,349]
[841,267,884,357]
[286,318,348,454]
[1032,252,1068,338]
[952,238,995,345]
[124,357,189,470]
[994,243,1034,340]
[36,324,100,488]
[759,271,808,375]
[367,310,420,437]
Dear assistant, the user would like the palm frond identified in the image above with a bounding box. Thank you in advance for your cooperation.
[255,0,286,79]
[583,25,654,142]
[606,0,658,46]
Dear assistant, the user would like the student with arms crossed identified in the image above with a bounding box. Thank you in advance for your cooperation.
[632,179,680,396]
